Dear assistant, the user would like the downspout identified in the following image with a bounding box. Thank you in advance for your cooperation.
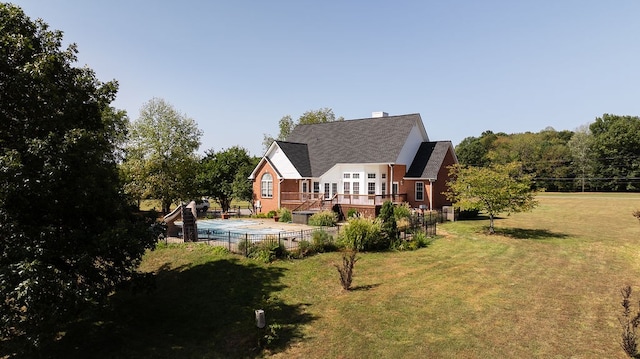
[388,164,394,196]
[429,180,434,210]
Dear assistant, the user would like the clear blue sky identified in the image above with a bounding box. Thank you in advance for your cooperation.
[13,1,640,156]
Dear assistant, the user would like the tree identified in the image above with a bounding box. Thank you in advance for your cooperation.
[589,114,640,191]
[379,201,398,246]
[568,125,595,192]
[445,163,538,234]
[262,115,293,152]
[0,4,156,352]
[197,146,258,213]
[262,108,344,152]
[122,98,202,212]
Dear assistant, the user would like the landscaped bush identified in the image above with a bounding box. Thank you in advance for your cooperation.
[278,208,292,222]
[248,235,287,263]
[347,208,358,218]
[394,230,433,251]
[379,201,398,246]
[337,218,384,251]
[308,210,338,227]
[293,240,313,258]
[311,229,336,252]
[393,202,412,221]
[266,210,277,218]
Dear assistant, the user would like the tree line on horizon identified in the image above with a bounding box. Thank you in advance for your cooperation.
[455,114,640,192]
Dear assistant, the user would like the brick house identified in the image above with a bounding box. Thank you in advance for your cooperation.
[248,112,458,217]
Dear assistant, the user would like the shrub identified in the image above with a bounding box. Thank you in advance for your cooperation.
[266,210,277,218]
[620,285,640,358]
[308,210,338,227]
[393,202,412,221]
[248,235,287,263]
[294,240,313,258]
[335,250,358,290]
[311,229,336,252]
[346,208,358,218]
[338,218,384,251]
[379,201,398,246]
[278,208,292,223]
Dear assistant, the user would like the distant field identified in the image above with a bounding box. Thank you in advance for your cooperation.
[50,193,640,358]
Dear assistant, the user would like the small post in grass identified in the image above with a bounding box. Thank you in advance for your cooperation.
[255,309,266,329]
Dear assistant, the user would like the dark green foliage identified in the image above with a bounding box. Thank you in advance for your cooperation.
[347,208,358,218]
[311,229,336,252]
[197,146,258,213]
[308,210,338,226]
[379,201,398,245]
[590,114,640,191]
[246,236,287,263]
[266,210,277,218]
[0,4,156,352]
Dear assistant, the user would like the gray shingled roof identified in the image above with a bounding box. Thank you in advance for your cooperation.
[405,141,453,179]
[286,113,424,176]
[274,141,312,177]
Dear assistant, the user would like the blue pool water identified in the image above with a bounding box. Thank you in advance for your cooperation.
[192,219,285,236]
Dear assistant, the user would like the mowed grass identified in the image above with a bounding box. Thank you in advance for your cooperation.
[51,193,640,358]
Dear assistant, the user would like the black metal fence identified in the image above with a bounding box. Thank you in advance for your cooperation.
[196,226,342,255]
[189,210,445,256]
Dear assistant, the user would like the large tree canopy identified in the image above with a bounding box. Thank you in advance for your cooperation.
[445,163,538,234]
[122,98,202,212]
[197,146,258,213]
[262,108,344,152]
[589,114,640,191]
[0,3,156,352]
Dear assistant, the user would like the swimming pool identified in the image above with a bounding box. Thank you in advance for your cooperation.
[183,219,286,236]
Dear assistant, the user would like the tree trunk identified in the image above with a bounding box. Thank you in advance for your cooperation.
[489,214,495,234]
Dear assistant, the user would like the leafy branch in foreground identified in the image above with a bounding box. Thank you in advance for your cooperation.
[619,285,640,358]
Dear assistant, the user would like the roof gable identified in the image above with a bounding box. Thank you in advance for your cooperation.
[274,141,312,177]
[286,113,427,176]
[405,141,454,179]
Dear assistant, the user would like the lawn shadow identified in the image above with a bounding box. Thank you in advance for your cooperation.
[494,227,570,240]
[350,283,381,292]
[48,257,316,359]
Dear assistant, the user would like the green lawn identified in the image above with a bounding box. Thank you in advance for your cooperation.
[51,193,640,358]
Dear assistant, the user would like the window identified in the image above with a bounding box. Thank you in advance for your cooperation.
[352,173,360,179]
[324,183,330,199]
[367,173,376,179]
[261,173,273,198]
[382,182,386,194]
[381,173,386,179]
[343,182,350,195]
[416,182,424,201]
[343,173,351,179]
[367,182,375,195]
[332,183,338,197]
[353,182,360,195]
[313,181,320,193]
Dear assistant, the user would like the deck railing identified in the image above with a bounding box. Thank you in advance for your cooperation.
[281,192,407,206]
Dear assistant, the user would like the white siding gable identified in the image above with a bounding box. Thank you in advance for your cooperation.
[268,145,302,179]
[396,123,427,165]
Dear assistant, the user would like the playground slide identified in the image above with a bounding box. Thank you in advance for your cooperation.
[162,201,198,224]
[163,204,184,224]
